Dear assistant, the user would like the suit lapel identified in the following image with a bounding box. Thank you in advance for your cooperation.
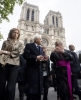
[31,43,39,54]
[40,46,43,55]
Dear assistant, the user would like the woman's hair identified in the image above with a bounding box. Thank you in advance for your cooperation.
[8,28,20,39]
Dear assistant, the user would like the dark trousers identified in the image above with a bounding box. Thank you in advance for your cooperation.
[53,77,57,91]
[43,76,48,100]
[0,64,18,100]
[18,83,24,100]
[72,74,81,99]
[26,94,41,100]
[0,64,6,100]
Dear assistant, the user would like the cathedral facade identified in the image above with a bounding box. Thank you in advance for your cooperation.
[18,2,66,55]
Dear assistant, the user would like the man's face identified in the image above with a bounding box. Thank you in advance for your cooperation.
[36,38,42,45]
[70,45,75,51]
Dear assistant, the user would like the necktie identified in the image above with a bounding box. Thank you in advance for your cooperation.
[37,45,40,52]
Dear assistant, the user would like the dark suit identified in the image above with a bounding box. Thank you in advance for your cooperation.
[23,43,44,100]
[70,51,81,100]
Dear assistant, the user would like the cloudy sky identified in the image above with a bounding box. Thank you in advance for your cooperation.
[0,0,81,51]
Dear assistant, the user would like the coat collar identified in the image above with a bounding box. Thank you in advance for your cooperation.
[32,43,40,54]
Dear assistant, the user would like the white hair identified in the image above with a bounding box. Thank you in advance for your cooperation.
[33,34,42,42]
[55,40,63,46]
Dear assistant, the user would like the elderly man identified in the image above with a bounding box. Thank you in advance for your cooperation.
[50,41,74,100]
[23,34,44,100]
[69,44,81,100]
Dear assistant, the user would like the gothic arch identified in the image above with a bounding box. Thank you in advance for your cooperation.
[56,17,58,27]
[26,8,30,20]
[52,16,54,25]
[31,10,34,21]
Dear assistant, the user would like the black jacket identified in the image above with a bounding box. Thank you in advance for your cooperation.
[17,54,26,84]
[23,43,44,94]
[69,51,80,74]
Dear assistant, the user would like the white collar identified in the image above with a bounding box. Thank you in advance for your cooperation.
[35,43,38,47]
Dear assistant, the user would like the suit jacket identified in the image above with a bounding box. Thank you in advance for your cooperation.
[70,51,80,74]
[23,43,44,94]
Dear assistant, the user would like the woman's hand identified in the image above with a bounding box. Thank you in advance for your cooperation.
[1,50,10,55]
[0,50,4,54]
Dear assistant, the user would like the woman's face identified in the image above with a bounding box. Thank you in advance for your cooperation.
[11,30,19,39]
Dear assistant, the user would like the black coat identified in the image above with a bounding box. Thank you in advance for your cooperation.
[17,54,26,84]
[50,51,73,100]
[23,43,44,94]
[69,51,80,74]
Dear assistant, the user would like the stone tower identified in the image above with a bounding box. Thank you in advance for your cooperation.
[18,2,66,55]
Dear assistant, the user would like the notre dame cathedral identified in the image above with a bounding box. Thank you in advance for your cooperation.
[17,2,66,55]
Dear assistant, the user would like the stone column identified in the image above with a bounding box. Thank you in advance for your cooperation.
[20,6,24,19]
[49,27,51,34]
[22,7,25,20]
[58,16,61,27]
[24,7,26,20]
[36,10,39,22]
[60,16,63,27]
[51,28,54,35]
[34,10,36,22]
[49,14,52,25]
[22,7,26,20]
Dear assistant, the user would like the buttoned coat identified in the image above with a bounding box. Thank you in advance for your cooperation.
[23,43,44,94]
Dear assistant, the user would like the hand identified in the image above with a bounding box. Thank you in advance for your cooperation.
[50,75,52,80]
[71,73,73,75]
[54,46,64,53]
[2,50,10,55]
[44,55,49,61]
[36,55,44,61]
[0,50,4,54]
[7,51,11,55]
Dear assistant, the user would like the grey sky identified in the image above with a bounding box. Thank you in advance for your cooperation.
[0,0,81,51]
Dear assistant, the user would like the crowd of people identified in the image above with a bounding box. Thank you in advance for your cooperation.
[0,28,81,100]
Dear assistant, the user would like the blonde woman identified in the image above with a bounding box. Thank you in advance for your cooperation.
[0,28,23,100]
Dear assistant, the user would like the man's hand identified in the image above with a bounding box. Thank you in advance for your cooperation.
[50,75,52,80]
[54,46,64,53]
[44,55,49,61]
[36,55,44,61]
